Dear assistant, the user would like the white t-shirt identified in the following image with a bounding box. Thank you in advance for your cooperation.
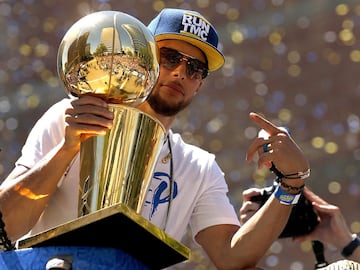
[16,98,240,242]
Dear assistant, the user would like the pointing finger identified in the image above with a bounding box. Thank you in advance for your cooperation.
[249,112,287,136]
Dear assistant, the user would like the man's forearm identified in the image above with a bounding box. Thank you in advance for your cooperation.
[0,142,78,240]
[231,196,292,266]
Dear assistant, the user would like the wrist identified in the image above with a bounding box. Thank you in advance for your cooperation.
[279,179,305,194]
[282,168,311,180]
[270,164,310,183]
[273,184,302,205]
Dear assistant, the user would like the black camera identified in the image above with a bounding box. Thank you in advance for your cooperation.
[250,182,319,238]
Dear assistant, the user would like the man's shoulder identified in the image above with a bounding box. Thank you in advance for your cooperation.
[42,97,72,114]
[170,131,215,159]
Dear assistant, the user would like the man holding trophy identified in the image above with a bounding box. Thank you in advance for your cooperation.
[0,8,311,269]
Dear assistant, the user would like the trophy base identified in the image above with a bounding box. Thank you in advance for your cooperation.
[18,203,190,269]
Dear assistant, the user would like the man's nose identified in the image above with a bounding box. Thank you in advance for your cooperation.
[171,61,187,79]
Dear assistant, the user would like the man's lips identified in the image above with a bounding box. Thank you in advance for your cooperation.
[162,82,184,95]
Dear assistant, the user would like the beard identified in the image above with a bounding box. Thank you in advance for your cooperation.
[146,89,192,117]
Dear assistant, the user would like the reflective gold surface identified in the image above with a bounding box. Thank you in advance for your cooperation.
[56,11,163,216]
[57,10,159,106]
[79,105,165,215]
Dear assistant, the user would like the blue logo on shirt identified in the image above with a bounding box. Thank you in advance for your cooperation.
[145,171,178,220]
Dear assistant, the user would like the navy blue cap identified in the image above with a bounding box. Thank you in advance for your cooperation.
[148,8,225,71]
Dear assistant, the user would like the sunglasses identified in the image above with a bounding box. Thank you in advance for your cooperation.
[159,47,209,80]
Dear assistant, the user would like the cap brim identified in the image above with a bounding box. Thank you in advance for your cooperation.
[154,33,224,72]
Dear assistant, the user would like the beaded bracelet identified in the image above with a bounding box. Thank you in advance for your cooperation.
[270,163,310,181]
[282,169,311,180]
[269,163,309,193]
[279,180,305,193]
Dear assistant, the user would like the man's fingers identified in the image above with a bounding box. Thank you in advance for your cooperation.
[239,197,262,225]
[249,112,287,136]
[245,136,277,164]
[242,187,262,201]
[303,187,328,205]
[74,94,109,107]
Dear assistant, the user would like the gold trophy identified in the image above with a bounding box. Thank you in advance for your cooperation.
[57,10,165,215]
[18,11,189,269]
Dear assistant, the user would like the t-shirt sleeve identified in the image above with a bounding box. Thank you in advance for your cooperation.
[15,99,69,168]
[189,156,240,241]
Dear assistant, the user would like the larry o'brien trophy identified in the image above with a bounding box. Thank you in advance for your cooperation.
[59,11,162,218]
[17,11,189,269]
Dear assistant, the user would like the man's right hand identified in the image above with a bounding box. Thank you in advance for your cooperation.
[239,188,263,226]
[63,95,114,152]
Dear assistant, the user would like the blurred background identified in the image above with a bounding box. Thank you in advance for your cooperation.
[0,0,359,269]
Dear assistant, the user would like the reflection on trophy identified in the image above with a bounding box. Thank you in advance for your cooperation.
[57,10,165,215]
[16,11,189,269]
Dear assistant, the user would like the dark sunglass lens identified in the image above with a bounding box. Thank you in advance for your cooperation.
[186,60,195,77]
[187,59,207,79]
[160,48,182,68]
[160,47,208,79]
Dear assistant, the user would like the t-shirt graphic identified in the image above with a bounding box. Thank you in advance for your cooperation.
[144,171,178,221]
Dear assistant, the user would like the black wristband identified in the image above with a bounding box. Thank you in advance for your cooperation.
[341,234,360,257]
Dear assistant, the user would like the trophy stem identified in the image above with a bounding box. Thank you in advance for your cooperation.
[79,104,165,216]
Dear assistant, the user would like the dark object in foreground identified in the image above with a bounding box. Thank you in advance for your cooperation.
[250,182,319,238]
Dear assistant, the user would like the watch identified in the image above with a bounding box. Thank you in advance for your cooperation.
[341,234,360,257]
